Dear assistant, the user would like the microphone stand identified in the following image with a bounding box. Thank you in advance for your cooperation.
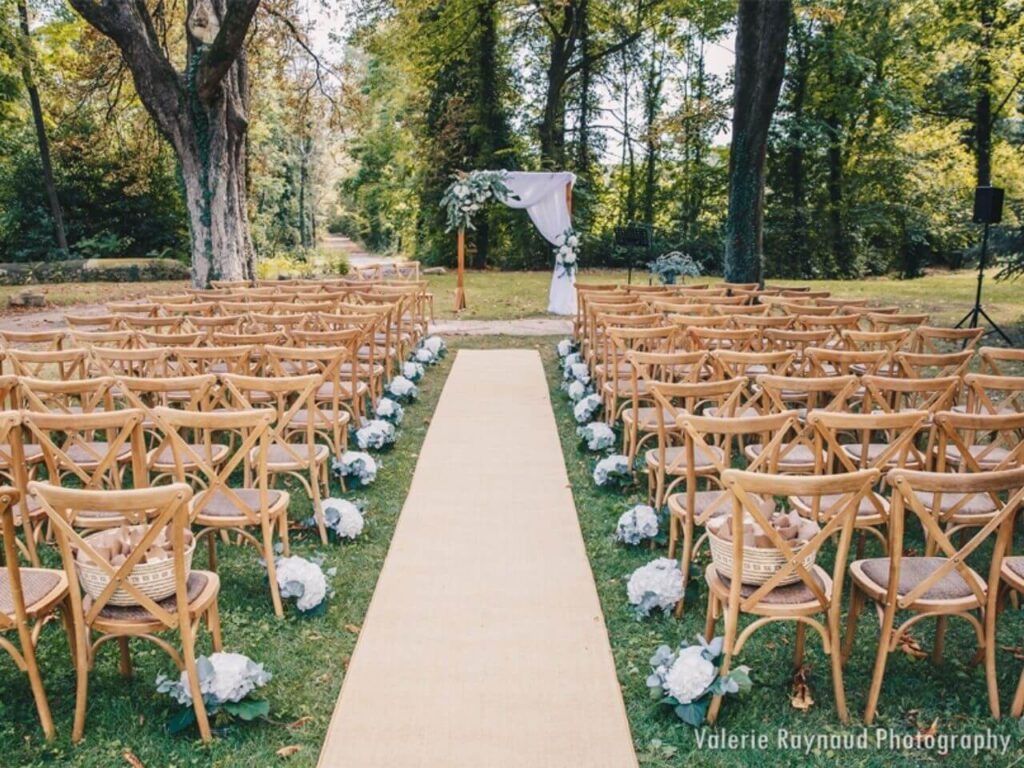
[954,221,1012,345]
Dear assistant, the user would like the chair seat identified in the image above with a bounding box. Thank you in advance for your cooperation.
[912,489,997,518]
[644,445,723,473]
[194,488,288,520]
[841,443,922,467]
[745,442,821,470]
[317,382,368,400]
[622,407,678,431]
[259,443,329,468]
[943,445,1013,469]
[63,442,133,465]
[0,567,67,617]
[602,379,650,397]
[791,493,887,521]
[1003,557,1024,591]
[0,443,43,466]
[91,571,219,626]
[705,406,761,419]
[667,490,729,521]
[148,443,230,470]
[705,563,832,611]
[290,408,351,428]
[851,557,982,605]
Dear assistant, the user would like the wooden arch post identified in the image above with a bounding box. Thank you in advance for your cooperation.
[454,227,467,311]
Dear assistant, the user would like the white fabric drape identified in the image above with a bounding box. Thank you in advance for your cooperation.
[502,171,577,315]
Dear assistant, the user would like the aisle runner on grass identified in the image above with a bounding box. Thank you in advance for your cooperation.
[317,349,637,768]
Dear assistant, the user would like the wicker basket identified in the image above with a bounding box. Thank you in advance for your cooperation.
[708,530,816,587]
[76,527,195,607]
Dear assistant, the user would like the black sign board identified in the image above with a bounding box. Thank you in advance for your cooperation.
[614,225,651,248]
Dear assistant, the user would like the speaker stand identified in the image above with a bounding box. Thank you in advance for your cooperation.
[954,222,1013,345]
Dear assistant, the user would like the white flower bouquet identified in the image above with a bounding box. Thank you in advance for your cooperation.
[615,504,659,545]
[563,361,590,386]
[554,227,580,278]
[355,419,397,451]
[441,170,514,232]
[401,361,425,382]
[275,555,332,613]
[646,636,751,726]
[564,380,589,403]
[374,397,405,426]
[321,498,366,541]
[556,338,577,358]
[386,375,419,403]
[573,393,603,425]
[156,652,271,733]
[578,421,616,452]
[561,351,582,372]
[593,454,631,488]
[413,335,447,366]
[626,557,684,618]
[333,451,378,487]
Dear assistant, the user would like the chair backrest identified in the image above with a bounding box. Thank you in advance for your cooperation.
[136,331,204,349]
[710,349,795,381]
[65,313,120,331]
[89,346,173,379]
[719,468,879,613]
[68,329,136,350]
[933,410,1024,473]
[176,345,253,377]
[117,374,218,416]
[978,346,1024,377]
[804,346,889,377]
[911,325,984,354]
[0,329,65,353]
[885,466,1024,610]
[893,350,973,379]
[0,415,33,561]
[841,328,911,355]
[19,375,116,416]
[866,313,929,332]
[687,327,758,353]
[860,375,961,415]
[961,374,1024,415]
[7,348,89,380]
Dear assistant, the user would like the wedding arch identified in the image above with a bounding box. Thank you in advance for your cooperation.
[441,171,579,315]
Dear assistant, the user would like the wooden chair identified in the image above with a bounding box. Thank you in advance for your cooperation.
[686,327,758,353]
[290,329,370,425]
[849,466,1024,722]
[978,346,1024,377]
[0,411,41,564]
[88,345,174,379]
[7,347,89,381]
[64,313,120,331]
[116,374,218,440]
[136,330,204,349]
[705,468,880,724]
[958,373,1024,416]
[67,329,137,351]
[219,374,330,542]
[911,325,984,354]
[986,492,1024,718]
[0,329,66,355]
[804,347,888,379]
[151,407,291,617]
[933,410,1024,473]
[601,326,675,425]
[32,481,221,741]
[892,350,973,380]
[18,375,116,417]
[0,486,69,740]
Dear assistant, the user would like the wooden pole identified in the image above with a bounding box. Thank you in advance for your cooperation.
[565,182,573,219]
[454,227,467,311]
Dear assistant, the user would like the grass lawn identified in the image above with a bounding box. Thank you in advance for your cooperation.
[5,354,453,768]
[425,269,1024,335]
[0,281,187,315]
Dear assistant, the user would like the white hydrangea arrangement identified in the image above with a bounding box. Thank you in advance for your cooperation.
[556,338,577,359]
[563,361,591,386]
[321,498,366,541]
[573,394,603,425]
[647,637,751,726]
[333,451,378,487]
[564,380,589,403]
[593,454,631,488]
[626,557,684,618]
[413,335,447,366]
[615,504,659,545]
[555,227,580,278]
[562,351,582,371]
[578,421,616,452]
[386,375,419,403]
[156,652,272,733]
[355,419,397,451]
[441,170,513,232]
[374,397,405,426]
[275,555,332,613]
[401,361,425,382]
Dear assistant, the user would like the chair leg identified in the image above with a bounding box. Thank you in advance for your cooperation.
[71,626,91,742]
[842,585,864,665]
[117,636,132,678]
[207,599,224,652]
[1012,666,1024,718]
[278,510,291,557]
[674,517,695,618]
[309,466,328,545]
[206,530,218,572]
[704,593,718,641]
[262,523,285,619]
[828,615,850,724]
[180,630,212,743]
[707,599,738,725]
[864,604,897,724]
[932,615,947,665]
[985,594,1001,718]
[17,616,55,740]
[794,622,806,669]
[667,514,678,559]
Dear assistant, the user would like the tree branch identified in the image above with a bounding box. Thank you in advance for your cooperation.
[197,0,261,103]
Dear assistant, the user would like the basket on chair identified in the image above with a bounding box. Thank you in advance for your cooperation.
[708,530,817,587]
[75,525,195,606]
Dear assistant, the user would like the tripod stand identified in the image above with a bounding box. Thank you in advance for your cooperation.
[955,221,1013,345]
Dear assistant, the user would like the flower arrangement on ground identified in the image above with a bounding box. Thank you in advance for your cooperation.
[626,557,684,618]
[563,361,590,386]
[441,171,514,232]
[414,335,447,366]
[578,421,616,452]
[556,338,577,359]
[274,555,332,613]
[386,375,419,403]
[561,351,582,372]
[554,228,580,278]
[564,380,589,403]
[321,498,366,541]
[156,652,272,733]
[593,454,631,488]
[334,451,378,487]
[374,397,405,426]
[615,504,659,545]
[648,252,701,285]
[573,393,603,425]
[647,636,751,726]
[355,419,397,451]
[401,361,425,382]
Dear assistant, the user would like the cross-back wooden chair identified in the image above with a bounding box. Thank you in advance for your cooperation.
[986,486,1024,718]
[209,333,286,376]
[106,301,159,317]
[686,327,758,353]
[116,374,218,441]
[136,330,204,349]
[118,315,185,336]
[64,313,120,331]
[706,468,880,724]
[290,328,369,424]
[849,466,1024,722]
[978,346,1024,377]
[22,409,148,497]
[841,329,911,376]
[779,301,836,317]
[762,329,831,374]
[0,485,69,740]
[799,409,929,553]
[0,410,42,564]
[709,349,795,387]
[911,325,984,354]
[793,313,861,348]
[933,410,1024,474]
[186,313,246,338]
[866,312,929,333]
[601,325,675,425]
[7,347,89,381]
[711,304,769,318]
[150,406,291,616]
[88,345,173,380]
[646,378,747,508]
[31,481,220,742]
[861,375,961,420]
[175,345,253,377]
[622,350,707,467]
[0,329,66,357]
[668,411,799,610]
[959,373,1024,415]
[219,373,330,543]
[67,329,137,351]
[892,349,973,380]
[804,346,889,380]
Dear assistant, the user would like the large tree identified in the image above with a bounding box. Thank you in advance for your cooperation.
[723,0,790,284]
[68,0,260,286]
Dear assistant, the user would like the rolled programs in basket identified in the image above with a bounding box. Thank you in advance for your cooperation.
[75,525,193,567]
[708,506,819,549]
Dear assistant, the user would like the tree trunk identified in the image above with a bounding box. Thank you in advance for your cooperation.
[575,0,592,176]
[724,0,791,284]
[825,117,852,276]
[974,0,994,187]
[17,0,68,256]
[641,40,663,227]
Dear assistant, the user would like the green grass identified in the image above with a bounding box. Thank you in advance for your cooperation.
[5,355,454,767]
[425,269,1024,333]
[0,281,187,314]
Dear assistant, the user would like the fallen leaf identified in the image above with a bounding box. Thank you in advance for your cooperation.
[123,751,145,768]
[287,716,313,730]
[790,666,814,711]
[341,654,351,670]
[344,624,361,634]
[276,745,302,759]
[1000,644,1024,661]
[897,632,929,660]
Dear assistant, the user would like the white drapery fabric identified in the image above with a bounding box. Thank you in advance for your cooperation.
[502,171,577,315]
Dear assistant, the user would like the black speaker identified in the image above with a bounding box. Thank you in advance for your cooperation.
[614,224,651,248]
[973,186,1004,224]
